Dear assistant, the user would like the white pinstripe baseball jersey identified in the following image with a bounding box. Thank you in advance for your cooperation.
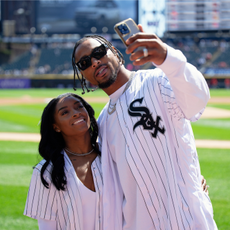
[24,151,103,230]
[98,45,217,230]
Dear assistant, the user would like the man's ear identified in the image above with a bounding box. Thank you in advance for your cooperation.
[53,124,60,132]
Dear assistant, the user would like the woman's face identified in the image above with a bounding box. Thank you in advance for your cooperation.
[53,96,91,138]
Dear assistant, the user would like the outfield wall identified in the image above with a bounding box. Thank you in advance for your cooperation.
[0,74,80,89]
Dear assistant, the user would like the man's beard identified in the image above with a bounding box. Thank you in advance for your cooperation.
[98,69,118,89]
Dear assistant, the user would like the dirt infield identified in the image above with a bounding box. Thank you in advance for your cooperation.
[201,107,230,118]
[208,97,230,104]
[0,132,230,148]
[0,96,230,105]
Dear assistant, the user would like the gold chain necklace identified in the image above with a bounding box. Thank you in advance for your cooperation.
[108,72,135,115]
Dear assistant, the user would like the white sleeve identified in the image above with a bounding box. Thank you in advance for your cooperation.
[155,44,210,120]
[38,217,57,230]
[24,162,57,221]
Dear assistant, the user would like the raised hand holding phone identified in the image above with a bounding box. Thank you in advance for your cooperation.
[114,18,141,46]
[125,24,167,66]
[114,18,147,60]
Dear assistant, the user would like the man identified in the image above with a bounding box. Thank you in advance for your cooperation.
[72,25,217,229]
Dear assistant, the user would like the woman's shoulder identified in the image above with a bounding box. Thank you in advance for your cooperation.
[33,159,52,179]
[34,159,46,170]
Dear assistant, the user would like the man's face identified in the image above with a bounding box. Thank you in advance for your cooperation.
[74,38,121,89]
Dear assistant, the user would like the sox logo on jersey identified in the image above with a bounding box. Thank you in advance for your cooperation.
[128,97,165,138]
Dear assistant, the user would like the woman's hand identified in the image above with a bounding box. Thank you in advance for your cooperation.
[201,175,209,195]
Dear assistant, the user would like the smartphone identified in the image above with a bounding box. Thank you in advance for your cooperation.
[114,18,140,47]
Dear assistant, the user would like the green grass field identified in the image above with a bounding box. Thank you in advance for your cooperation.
[0,88,230,229]
[0,88,107,98]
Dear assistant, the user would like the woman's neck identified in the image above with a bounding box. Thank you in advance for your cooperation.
[64,133,93,154]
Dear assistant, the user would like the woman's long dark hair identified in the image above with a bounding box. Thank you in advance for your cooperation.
[39,93,100,191]
[72,34,125,94]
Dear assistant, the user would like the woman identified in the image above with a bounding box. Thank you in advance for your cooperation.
[24,93,102,230]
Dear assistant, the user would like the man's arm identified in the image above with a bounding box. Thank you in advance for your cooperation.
[126,25,210,120]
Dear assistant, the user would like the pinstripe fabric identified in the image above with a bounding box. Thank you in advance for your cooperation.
[24,151,103,230]
[99,46,217,230]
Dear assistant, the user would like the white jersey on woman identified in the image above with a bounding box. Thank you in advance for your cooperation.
[98,45,217,230]
[24,151,103,230]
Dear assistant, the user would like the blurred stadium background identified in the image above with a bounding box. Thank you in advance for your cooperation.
[0,0,230,89]
[0,0,230,230]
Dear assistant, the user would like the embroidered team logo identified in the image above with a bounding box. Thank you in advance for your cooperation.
[128,97,165,138]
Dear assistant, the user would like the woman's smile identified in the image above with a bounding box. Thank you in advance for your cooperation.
[72,118,85,126]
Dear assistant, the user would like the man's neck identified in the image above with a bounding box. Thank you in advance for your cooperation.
[103,67,133,96]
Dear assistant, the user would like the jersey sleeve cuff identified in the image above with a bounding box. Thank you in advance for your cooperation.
[152,44,187,76]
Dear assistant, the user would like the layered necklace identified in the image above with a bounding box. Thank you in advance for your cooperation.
[64,147,94,157]
[108,71,135,115]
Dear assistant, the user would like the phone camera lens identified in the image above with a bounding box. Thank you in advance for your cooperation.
[118,24,129,35]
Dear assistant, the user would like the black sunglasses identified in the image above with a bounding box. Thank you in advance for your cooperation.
[76,44,107,71]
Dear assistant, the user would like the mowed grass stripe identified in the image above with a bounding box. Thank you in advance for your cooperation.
[197,118,230,128]
[209,89,230,97]
[197,148,230,229]
[0,88,107,98]
[0,120,32,133]
[0,153,40,166]
[0,184,38,230]
[0,104,45,116]
[0,111,40,133]
[208,104,230,110]
[0,185,30,216]
[0,141,39,155]
[0,216,38,230]
[191,118,230,140]
[198,148,230,180]
[0,165,33,186]
[0,102,106,133]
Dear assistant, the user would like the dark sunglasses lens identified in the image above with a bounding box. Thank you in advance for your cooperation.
[77,45,107,70]
[78,58,91,70]
[92,45,106,59]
